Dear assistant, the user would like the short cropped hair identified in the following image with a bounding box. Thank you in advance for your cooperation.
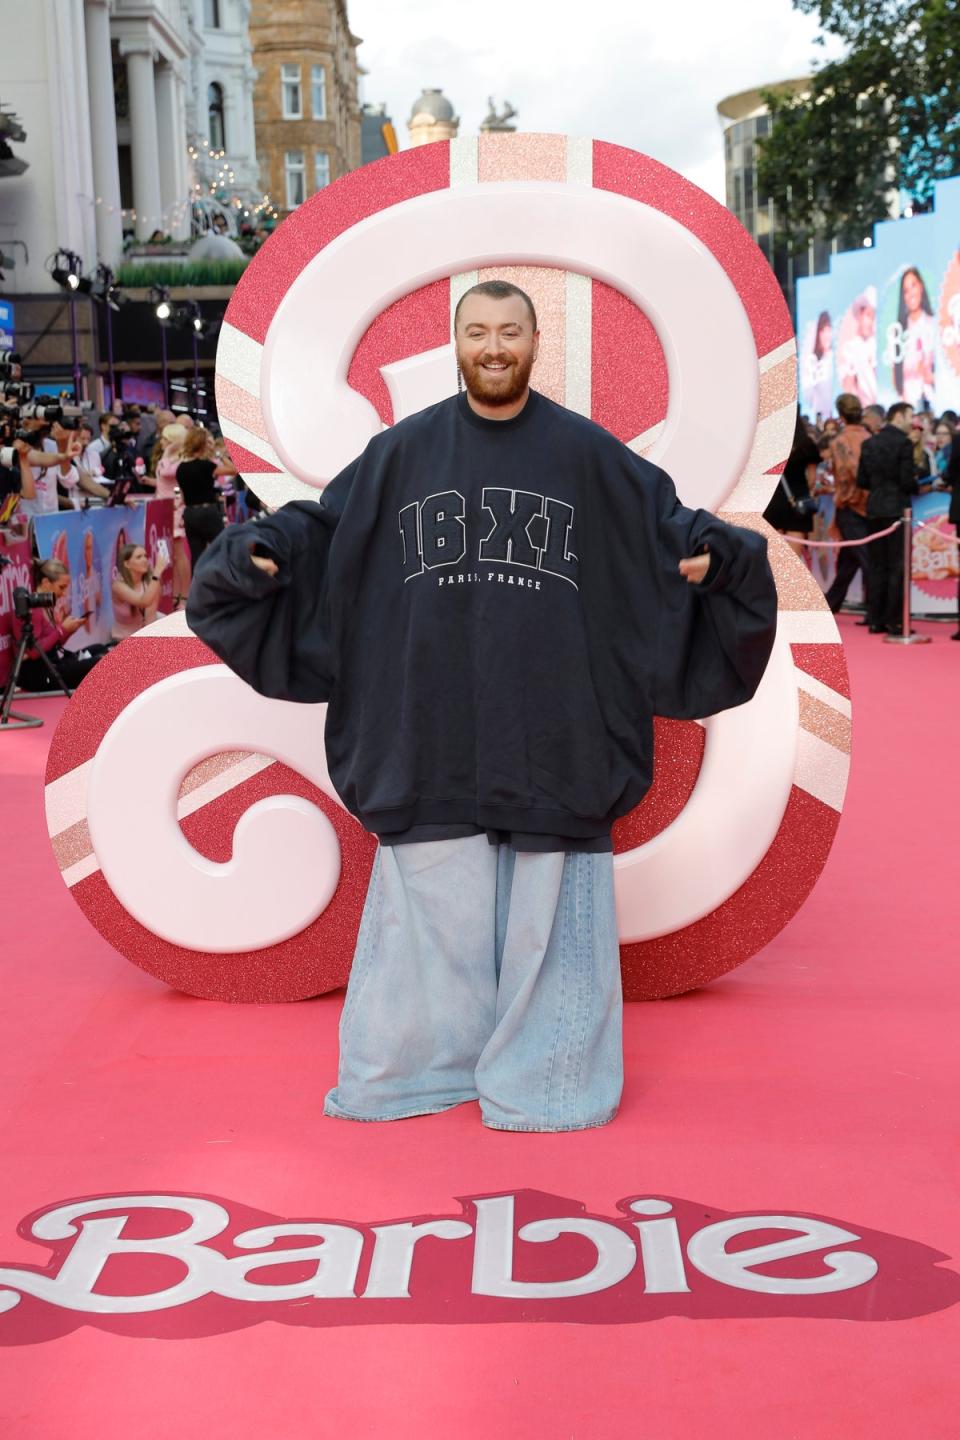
[835,393,863,424]
[886,401,912,424]
[453,280,538,333]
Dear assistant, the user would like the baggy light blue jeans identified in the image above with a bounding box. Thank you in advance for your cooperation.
[323,834,624,1131]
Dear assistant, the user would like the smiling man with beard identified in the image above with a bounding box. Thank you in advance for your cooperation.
[188,279,777,1132]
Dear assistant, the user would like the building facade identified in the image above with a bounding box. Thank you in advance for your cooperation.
[249,0,361,218]
[0,0,261,293]
[717,79,841,316]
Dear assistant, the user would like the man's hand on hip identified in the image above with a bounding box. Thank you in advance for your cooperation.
[678,550,710,585]
[249,547,279,577]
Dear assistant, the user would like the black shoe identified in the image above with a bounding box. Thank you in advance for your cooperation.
[855,619,870,627]
[886,626,903,637]
[951,631,960,641]
[868,625,887,633]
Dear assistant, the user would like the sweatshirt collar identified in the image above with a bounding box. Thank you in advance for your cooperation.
[455,387,541,432]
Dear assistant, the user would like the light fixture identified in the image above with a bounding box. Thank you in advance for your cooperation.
[49,248,85,291]
[90,264,126,312]
[149,285,173,321]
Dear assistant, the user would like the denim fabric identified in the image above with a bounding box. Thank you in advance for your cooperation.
[323,834,623,1132]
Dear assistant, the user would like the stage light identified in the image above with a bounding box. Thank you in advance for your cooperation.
[149,285,173,321]
[49,248,85,291]
[90,265,126,312]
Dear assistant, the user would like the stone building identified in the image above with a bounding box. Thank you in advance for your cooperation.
[0,0,261,288]
[249,0,361,217]
[406,88,459,148]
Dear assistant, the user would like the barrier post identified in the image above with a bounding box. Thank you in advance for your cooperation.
[885,508,930,646]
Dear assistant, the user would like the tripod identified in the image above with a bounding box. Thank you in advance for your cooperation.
[0,610,72,731]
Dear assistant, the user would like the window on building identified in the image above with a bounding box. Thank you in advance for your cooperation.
[315,151,331,191]
[311,65,327,119]
[208,83,226,152]
[204,0,220,27]
[285,150,306,209]
[282,64,302,120]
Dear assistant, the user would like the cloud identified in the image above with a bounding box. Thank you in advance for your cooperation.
[350,0,842,200]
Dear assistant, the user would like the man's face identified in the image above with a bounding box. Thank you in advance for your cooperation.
[893,406,914,434]
[455,295,539,408]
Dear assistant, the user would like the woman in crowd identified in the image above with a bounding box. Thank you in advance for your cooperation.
[808,311,834,424]
[764,410,820,561]
[153,422,192,606]
[932,417,955,481]
[111,542,170,640]
[894,267,936,410]
[13,558,107,691]
[175,425,236,570]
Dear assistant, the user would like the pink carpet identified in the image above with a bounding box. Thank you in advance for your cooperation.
[1,615,958,1438]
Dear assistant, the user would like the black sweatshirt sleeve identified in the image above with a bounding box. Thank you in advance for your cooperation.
[649,466,778,722]
[185,463,357,702]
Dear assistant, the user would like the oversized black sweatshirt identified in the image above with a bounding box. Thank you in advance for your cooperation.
[187,389,777,852]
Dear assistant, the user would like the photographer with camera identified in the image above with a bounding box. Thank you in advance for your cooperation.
[12,413,82,519]
[0,433,37,526]
[11,558,108,691]
[102,415,151,503]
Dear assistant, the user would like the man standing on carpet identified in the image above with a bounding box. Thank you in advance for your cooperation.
[188,280,777,1132]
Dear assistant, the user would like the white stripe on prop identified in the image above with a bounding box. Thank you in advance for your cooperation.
[218,422,321,506]
[566,135,593,185]
[564,270,592,416]
[449,136,478,186]
[723,402,795,511]
[62,853,100,889]
[627,420,666,455]
[759,338,797,373]
[45,758,94,837]
[794,726,849,812]
[217,321,263,397]
[219,415,284,469]
[241,469,323,509]
[131,609,193,639]
[777,610,842,644]
[447,143,478,329]
[177,753,277,820]
[61,752,280,888]
[795,668,853,719]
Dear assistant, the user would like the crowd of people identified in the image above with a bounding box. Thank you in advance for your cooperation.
[765,396,960,637]
[0,398,251,699]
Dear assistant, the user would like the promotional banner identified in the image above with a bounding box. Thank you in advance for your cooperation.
[797,172,960,418]
[32,500,174,649]
[0,532,33,689]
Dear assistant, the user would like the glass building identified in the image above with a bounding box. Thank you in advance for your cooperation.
[717,80,841,319]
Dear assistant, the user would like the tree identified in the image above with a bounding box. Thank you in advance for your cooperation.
[756,1,960,254]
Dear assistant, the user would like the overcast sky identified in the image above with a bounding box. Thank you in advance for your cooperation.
[348,0,842,201]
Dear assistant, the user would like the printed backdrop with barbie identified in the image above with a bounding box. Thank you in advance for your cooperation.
[32,500,174,650]
[797,171,960,417]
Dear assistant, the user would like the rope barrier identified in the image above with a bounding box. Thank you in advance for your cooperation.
[915,520,960,550]
[787,518,902,549]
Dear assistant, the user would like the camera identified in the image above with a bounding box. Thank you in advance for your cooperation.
[19,402,62,423]
[12,587,56,621]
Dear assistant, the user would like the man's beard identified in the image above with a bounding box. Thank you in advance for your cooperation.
[458,349,535,407]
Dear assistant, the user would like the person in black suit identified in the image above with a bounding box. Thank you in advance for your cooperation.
[856,402,918,634]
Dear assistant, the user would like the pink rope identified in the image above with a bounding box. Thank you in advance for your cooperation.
[788,518,902,549]
[915,520,960,550]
